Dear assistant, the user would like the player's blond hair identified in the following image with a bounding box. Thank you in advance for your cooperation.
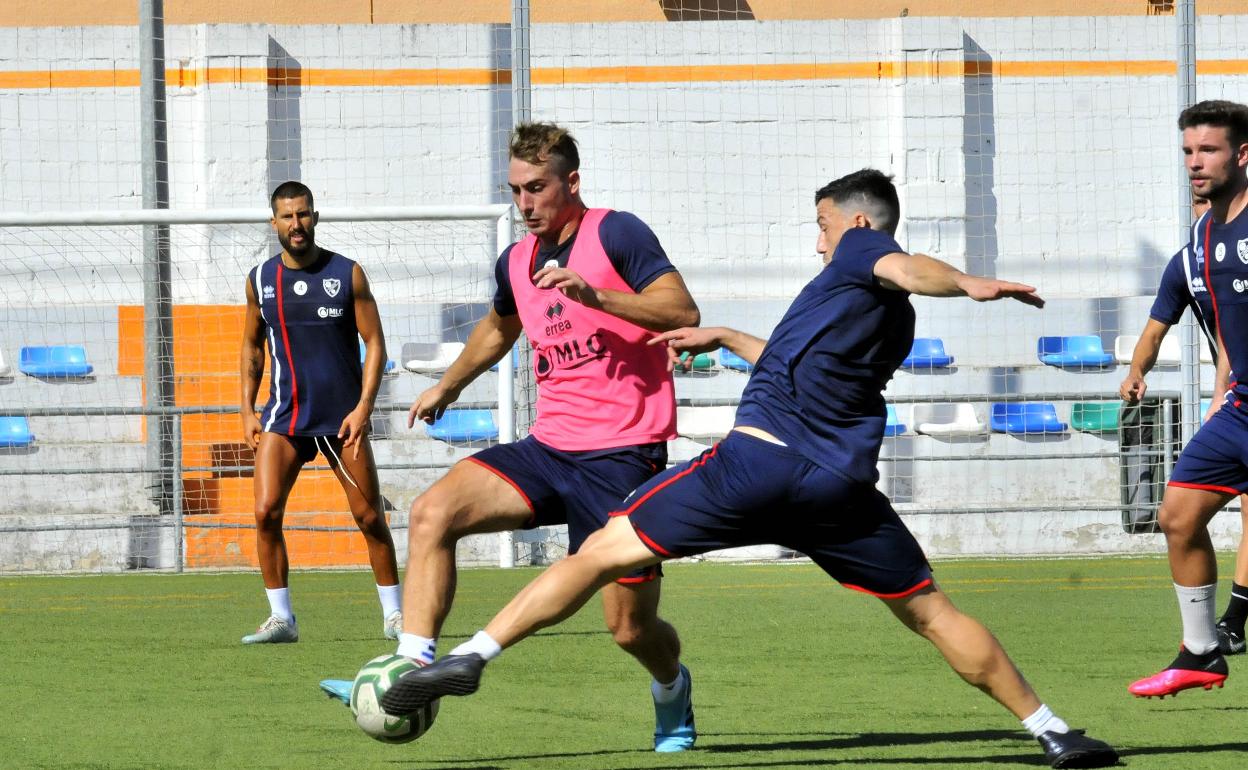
[509,122,580,177]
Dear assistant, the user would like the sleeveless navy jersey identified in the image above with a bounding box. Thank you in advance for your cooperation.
[734,227,914,484]
[1190,208,1248,405]
[1149,244,1217,357]
[250,250,362,436]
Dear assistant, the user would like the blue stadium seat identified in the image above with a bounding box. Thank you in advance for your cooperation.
[0,416,34,448]
[359,341,396,373]
[990,402,1068,434]
[425,410,498,442]
[884,405,907,436]
[1036,336,1113,368]
[718,348,753,372]
[902,338,954,369]
[19,345,93,377]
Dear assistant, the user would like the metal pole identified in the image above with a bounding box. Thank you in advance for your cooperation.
[1176,0,1201,445]
[500,0,531,568]
[511,0,531,125]
[172,414,184,572]
[496,209,516,569]
[139,0,175,516]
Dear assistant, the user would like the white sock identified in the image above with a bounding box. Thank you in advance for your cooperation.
[449,630,503,661]
[377,584,402,617]
[265,587,294,623]
[651,667,687,704]
[1175,582,1219,654]
[1021,704,1069,737]
[397,633,436,665]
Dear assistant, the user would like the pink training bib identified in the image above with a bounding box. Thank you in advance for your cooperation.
[509,208,677,451]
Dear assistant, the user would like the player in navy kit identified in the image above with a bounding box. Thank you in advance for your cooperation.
[1130,100,1248,697]
[380,169,1119,770]
[1120,194,1248,656]
[238,181,402,644]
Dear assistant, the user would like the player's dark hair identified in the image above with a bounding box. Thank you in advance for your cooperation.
[1178,100,1248,148]
[815,169,900,235]
[270,180,315,213]
[510,122,580,177]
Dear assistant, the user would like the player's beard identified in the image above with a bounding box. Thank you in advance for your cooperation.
[279,228,315,257]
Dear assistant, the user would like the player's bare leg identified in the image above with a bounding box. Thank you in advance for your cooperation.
[602,579,694,751]
[326,436,399,583]
[884,585,1039,718]
[396,460,532,661]
[884,585,1117,768]
[1216,497,1248,654]
[381,517,656,715]
[326,435,404,637]
[602,581,680,682]
[243,432,303,644]
[1130,485,1230,697]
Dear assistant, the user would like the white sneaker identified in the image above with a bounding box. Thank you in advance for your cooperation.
[383,610,403,640]
[241,615,299,644]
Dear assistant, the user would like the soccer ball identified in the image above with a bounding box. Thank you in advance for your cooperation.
[351,654,439,743]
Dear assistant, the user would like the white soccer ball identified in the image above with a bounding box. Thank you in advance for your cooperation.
[351,654,440,744]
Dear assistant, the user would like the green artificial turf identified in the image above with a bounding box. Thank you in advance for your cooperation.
[2,557,1245,769]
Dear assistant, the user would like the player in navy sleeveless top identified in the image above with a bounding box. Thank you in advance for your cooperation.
[382,169,1118,770]
[238,182,402,644]
[1130,101,1248,698]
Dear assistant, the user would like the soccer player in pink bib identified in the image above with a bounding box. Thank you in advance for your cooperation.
[386,123,701,751]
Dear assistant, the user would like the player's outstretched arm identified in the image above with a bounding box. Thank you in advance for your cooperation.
[533,268,700,332]
[873,252,1044,308]
[407,309,523,428]
[1121,319,1170,403]
[649,326,767,371]
[239,278,266,450]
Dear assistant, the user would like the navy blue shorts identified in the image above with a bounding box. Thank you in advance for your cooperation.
[468,436,667,583]
[1170,403,1248,495]
[613,431,933,598]
[275,433,326,464]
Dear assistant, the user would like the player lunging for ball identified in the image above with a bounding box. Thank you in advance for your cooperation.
[381,169,1119,770]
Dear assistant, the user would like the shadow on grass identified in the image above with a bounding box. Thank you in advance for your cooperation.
[399,729,1042,768]
[383,728,1248,769]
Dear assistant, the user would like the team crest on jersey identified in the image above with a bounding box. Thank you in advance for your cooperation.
[323,278,341,298]
[1215,243,1227,262]
[1238,238,1248,265]
[293,280,308,295]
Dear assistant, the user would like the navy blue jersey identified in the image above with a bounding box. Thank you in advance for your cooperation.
[734,228,914,484]
[492,210,675,316]
[1149,244,1217,356]
[250,250,362,436]
[1191,209,1248,402]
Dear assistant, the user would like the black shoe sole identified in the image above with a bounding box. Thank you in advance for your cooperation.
[380,667,481,716]
[1051,747,1119,769]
